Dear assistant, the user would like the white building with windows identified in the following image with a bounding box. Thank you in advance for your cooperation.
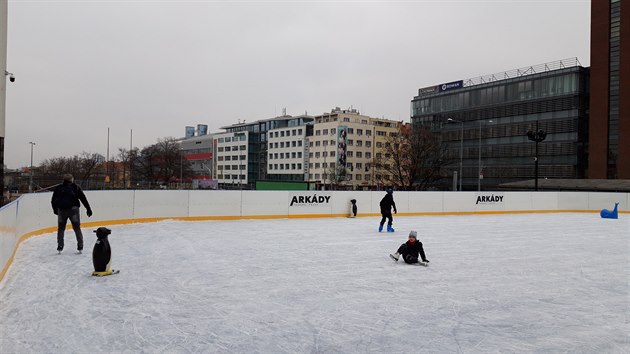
[267,124,312,182]
[213,131,248,187]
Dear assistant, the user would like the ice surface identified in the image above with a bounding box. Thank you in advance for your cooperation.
[0,214,628,353]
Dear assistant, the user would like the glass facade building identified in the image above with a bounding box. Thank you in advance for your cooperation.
[411,63,590,190]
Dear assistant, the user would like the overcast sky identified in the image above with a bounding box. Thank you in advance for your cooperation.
[4,0,590,169]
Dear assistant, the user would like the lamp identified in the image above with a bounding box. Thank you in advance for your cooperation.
[28,142,36,193]
[526,121,547,191]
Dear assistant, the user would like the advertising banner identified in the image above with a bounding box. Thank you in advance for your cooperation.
[336,126,348,177]
[439,80,464,92]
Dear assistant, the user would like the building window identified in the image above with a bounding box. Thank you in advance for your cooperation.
[269,164,273,170]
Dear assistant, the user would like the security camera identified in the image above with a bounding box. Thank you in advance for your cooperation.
[5,71,15,83]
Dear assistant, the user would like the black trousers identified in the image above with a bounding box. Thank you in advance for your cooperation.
[380,211,393,226]
[396,243,427,264]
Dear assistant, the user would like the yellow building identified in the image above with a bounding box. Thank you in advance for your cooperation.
[308,107,402,190]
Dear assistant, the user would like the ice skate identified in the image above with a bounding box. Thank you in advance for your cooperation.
[389,252,400,262]
[378,224,383,232]
[387,225,395,232]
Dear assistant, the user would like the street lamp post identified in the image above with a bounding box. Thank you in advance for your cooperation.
[477,120,493,191]
[28,142,35,193]
[179,149,183,190]
[447,118,464,191]
[526,121,547,191]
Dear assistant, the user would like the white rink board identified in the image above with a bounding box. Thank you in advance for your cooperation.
[85,190,135,222]
[1,190,628,282]
[188,190,242,217]
[242,191,288,216]
[408,192,443,213]
[132,190,190,219]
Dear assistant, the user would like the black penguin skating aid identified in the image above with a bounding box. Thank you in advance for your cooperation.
[92,227,119,276]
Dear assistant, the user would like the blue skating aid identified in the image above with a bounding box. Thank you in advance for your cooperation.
[600,203,619,219]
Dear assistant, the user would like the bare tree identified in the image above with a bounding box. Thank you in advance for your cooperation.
[39,152,105,188]
[374,126,452,190]
[135,138,193,186]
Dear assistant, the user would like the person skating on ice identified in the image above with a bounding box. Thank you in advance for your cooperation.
[390,230,429,265]
[51,174,93,253]
[379,188,397,232]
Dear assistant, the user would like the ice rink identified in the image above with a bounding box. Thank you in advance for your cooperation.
[0,213,628,353]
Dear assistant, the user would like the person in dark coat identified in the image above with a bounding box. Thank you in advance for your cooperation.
[51,174,93,253]
[389,230,429,265]
[379,188,397,232]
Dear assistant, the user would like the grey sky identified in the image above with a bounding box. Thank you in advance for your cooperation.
[4,0,590,169]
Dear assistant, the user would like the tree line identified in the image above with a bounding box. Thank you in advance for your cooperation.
[14,127,455,192]
[19,138,194,191]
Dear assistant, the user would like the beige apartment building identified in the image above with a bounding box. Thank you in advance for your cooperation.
[308,107,402,190]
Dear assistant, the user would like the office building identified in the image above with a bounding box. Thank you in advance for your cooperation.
[411,59,590,190]
[590,0,630,178]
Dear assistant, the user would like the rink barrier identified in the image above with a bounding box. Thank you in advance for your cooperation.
[1,190,628,282]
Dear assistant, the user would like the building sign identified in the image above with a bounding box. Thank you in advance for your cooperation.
[289,192,332,207]
[475,193,504,205]
[418,85,439,96]
[336,126,348,177]
[439,80,464,92]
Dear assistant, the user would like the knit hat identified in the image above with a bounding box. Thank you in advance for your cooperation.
[409,230,417,239]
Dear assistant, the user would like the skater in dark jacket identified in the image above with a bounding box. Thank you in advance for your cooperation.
[51,174,93,253]
[390,231,429,265]
[379,188,397,232]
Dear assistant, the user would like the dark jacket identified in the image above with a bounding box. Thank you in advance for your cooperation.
[402,240,424,257]
[51,181,92,212]
[379,193,397,214]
